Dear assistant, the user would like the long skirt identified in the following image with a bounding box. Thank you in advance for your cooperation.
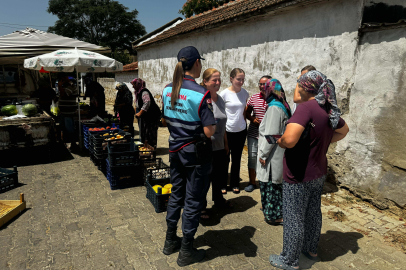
[259,181,283,221]
[139,116,159,147]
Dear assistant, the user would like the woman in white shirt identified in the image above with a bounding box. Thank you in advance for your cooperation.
[219,68,249,194]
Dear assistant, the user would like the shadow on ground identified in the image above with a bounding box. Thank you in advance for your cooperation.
[194,225,257,262]
[318,230,363,261]
[200,195,258,226]
[0,142,74,167]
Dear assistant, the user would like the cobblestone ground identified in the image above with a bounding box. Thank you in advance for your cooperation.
[1,126,406,270]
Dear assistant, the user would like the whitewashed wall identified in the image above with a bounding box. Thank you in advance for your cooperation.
[137,0,406,207]
[115,71,138,83]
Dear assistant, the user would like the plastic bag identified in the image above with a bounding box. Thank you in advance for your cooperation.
[50,100,60,116]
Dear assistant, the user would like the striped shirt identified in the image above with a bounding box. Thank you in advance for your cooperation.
[247,93,268,139]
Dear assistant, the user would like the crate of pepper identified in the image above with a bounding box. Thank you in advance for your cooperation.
[0,166,18,194]
[141,158,170,182]
[145,172,172,213]
[91,131,130,156]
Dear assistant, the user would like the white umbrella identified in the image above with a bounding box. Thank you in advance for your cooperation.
[23,47,122,72]
[23,48,123,151]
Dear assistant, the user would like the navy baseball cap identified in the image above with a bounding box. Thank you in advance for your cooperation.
[177,46,205,70]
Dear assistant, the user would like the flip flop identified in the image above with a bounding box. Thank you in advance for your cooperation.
[232,187,240,194]
[269,254,299,270]
[221,189,227,194]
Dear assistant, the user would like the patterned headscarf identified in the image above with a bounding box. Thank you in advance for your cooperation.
[297,70,341,129]
[131,78,146,94]
[264,79,291,117]
[115,82,129,91]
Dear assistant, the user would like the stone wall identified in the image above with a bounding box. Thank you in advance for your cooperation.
[97,78,116,104]
[136,0,406,207]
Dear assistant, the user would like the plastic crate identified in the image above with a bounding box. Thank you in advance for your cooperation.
[137,144,156,160]
[0,167,18,194]
[107,142,139,167]
[105,159,143,190]
[145,175,171,213]
[141,158,170,182]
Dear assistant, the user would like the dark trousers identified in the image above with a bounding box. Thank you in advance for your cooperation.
[226,128,247,188]
[204,149,227,208]
[166,145,212,239]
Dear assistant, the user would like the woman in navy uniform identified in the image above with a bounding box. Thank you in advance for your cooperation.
[161,46,216,267]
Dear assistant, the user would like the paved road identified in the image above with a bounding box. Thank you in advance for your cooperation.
[0,126,405,270]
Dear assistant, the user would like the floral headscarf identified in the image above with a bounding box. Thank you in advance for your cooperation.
[297,70,341,129]
[264,79,291,118]
[131,78,146,94]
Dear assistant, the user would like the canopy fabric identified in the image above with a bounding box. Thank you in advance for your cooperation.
[24,48,123,73]
[0,28,110,65]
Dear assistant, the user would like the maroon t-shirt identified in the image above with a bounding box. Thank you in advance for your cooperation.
[283,100,345,184]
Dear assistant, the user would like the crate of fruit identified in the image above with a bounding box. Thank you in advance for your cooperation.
[145,174,172,213]
[0,166,18,194]
[141,158,170,182]
[136,141,156,159]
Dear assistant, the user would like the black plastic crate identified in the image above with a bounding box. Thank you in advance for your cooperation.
[141,158,170,182]
[0,166,18,193]
[107,142,139,167]
[145,175,171,213]
[137,144,156,160]
[105,160,143,190]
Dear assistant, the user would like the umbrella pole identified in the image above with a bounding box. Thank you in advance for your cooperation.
[77,68,83,152]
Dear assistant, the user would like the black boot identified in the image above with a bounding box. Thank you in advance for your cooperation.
[177,237,205,267]
[163,227,182,255]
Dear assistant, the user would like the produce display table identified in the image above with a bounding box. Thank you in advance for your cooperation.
[0,112,55,150]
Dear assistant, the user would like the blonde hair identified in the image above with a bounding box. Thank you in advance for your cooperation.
[200,68,221,87]
[171,58,187,108]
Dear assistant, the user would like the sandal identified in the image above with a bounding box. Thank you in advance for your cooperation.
[200,209,210,220]
[269,254,299,270]
[214,200,234,209]
[221,189,227,194]
[265,218,283,226]
[232,187,240,194]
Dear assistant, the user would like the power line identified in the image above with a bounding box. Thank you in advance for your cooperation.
[0,22,50,28]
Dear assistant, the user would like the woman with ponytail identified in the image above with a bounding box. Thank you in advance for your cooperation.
[161,46,216,267]
[269,70,349,270]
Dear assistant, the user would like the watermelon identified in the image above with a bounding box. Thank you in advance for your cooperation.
[1,105,18,116]
[22,104,38,117]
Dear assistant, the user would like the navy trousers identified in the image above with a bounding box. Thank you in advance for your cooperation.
[166,144,212,239]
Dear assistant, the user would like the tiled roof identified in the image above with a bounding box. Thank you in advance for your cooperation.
[136,0,298,48]
[122,62,138,72]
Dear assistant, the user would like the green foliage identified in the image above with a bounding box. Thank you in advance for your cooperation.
[179,0,232,18]
[47,0,146,61]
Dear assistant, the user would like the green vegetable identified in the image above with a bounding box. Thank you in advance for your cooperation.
[22,104,38,117]
[1,105,18,116]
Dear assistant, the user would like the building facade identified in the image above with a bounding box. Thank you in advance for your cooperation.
[134,0,406,208]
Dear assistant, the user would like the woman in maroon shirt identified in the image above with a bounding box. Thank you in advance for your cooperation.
[269,71,349,270]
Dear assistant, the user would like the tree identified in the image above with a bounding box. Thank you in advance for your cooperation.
[179,0,232,18]
[47,0,146,64]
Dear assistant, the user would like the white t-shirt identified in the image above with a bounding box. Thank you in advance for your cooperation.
[219,88,249,132]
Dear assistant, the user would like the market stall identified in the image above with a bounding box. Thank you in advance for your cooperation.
[23,48,123,151]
